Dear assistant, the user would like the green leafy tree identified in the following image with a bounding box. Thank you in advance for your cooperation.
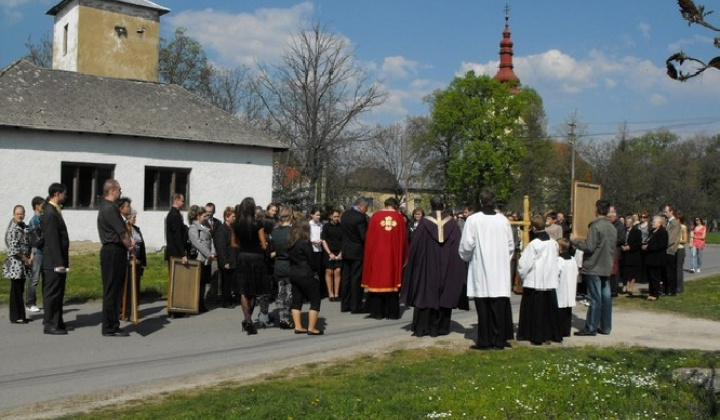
[158,28,212,93]
[427,71,539,205]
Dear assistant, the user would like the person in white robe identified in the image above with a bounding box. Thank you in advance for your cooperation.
[516,215,561,345]
[556,238,578,337]
[459,188,515,350]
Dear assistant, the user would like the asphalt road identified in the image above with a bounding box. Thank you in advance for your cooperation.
[1,245,719,419]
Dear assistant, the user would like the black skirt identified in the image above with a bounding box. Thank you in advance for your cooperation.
[237,252,270,297]
[516,288,562,345]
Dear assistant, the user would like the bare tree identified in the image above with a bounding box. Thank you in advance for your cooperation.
[253,23,386,204]
[666,0,720,81]
[23,34,53,68]
[359,118,426,205]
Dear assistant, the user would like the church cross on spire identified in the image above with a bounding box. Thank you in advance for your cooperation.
[493,4,521,93]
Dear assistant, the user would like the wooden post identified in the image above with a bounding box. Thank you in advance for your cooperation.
[509,195,532,294]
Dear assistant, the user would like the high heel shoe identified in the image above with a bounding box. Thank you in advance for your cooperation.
[242,320,258,335]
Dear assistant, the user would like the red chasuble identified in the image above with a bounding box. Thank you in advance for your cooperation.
[361,209,408,292]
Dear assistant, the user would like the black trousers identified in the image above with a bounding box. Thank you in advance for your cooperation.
[664,253,677,295]
[221,268,236,306]
[9,278,26,322]
[340,258,364,313]
[290,274,321,312]
[647,265,664,298]
[42,269,66,330]
[101,244,127,334]
[474,297,514,348]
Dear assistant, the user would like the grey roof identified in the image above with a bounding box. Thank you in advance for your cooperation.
[47,0,170,16]
[0,60,286,150]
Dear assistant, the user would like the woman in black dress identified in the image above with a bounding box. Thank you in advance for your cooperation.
[642,216,668,301]
[321,209,342,301]
[233,197,268,334]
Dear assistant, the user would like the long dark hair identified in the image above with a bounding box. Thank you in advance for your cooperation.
[287,218,310,248]
[236,197,256,231]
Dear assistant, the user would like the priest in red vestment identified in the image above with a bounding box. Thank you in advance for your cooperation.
[361,197,408,319]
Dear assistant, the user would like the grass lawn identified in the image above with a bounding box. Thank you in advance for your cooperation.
[612,275,720,321]
[0,252,168,305]
[704,231,720,244]
[62,346,720,420]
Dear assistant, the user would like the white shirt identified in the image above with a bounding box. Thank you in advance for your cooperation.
[459,212,514,298]
[310,219,323,253]
[556,256,579,308]
[518,237,559,291]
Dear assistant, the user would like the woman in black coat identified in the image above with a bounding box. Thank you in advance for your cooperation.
[642,216,668,301]
[620,217,642,296]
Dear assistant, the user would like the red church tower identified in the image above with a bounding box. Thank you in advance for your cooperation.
[493,6,521,93]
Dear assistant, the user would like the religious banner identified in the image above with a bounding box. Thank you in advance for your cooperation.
[572,181,603,240]
[167,257,201,314]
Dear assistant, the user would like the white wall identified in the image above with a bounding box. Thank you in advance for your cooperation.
[0,128,275,252]
[52,1,79,72]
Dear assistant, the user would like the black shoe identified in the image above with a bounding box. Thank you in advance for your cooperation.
[294,329,308,334]
[278,320,294,330]
[44,327,68,335]
[307,330,324,336]
[574,330,597,337]
[598,330,611,335]
[103,328,130,337]
[242,320,257,335]
[469,344,493,351]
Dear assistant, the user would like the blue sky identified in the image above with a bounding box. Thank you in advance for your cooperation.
[2,0,720,140]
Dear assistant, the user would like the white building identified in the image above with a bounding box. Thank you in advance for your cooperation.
[0,0,285,251]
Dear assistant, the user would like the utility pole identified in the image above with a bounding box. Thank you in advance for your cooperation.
[568,122,576,213]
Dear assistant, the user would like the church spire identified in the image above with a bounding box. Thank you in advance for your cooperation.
[493,5,520,93]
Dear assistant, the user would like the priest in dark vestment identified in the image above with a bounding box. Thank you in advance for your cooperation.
[401,196,468,337]
[361,197,408,319]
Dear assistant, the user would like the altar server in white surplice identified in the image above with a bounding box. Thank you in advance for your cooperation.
[556,237,579,337]
[516,215,562,346]
[459,188,515,351]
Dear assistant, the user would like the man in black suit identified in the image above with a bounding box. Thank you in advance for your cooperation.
[165,193,189,268]
[340,197,369,313]
[41,183,70,335]
[97,179,134,337]
[203,202,222,236]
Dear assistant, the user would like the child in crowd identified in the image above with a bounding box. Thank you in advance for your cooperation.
[516,215,562,345]
[556,238,579,337]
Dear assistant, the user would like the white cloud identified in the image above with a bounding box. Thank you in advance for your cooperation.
[639,22,651,39]
[165,3,314,67]
[0,0,32,19]
[380,56,419,79]
[649,93,667,106]
[667,35,714,53]
[0,0,32,7]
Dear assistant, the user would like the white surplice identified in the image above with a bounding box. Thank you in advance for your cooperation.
[556,256,579,308]
[517,238,559,291]
[459,212,514,298]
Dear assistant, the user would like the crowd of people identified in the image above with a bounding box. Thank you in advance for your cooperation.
[2,181,709,351]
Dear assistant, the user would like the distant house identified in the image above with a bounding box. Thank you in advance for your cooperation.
[0,0,286,251]
[345,167,436,215]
